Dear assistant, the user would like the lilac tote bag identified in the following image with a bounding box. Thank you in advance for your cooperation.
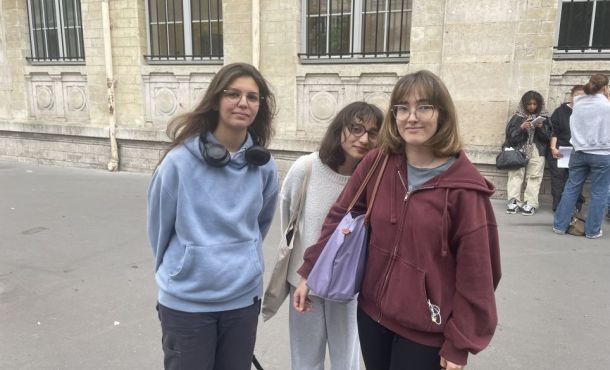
[307,154,388,302]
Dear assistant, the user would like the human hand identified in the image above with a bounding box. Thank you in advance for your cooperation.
[293,278,312,313]
[520,120,532,130]
[440,357,465,370]
[551,148,562,159]
[535,122,543,128]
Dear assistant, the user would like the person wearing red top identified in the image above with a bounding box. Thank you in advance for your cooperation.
[294,70,501,370]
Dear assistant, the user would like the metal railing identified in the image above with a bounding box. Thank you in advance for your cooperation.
[145,0,223,62]
[299,0,411,60]
[26,0,85,63]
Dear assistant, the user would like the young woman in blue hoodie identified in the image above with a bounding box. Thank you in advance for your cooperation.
[147,63,279,370]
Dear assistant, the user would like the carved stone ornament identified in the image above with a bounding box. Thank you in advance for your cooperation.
[155,88,178,115]
[66,86,86,111]
[309,91,337,123]
[36,86,55,110]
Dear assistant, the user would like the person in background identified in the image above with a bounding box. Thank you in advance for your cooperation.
[553,73,610,239]
[276,102,383,370]
[504,91,552,216]
[147,63,279,370]
[548,85,586,212]
[294,70,501,370]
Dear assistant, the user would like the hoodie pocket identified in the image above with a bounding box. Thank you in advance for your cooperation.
[167,240,263,302]
[380,257,443,333]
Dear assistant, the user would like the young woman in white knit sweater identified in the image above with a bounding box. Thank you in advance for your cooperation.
[280,102,383,370]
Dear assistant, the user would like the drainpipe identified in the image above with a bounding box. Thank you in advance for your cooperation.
[252,0,260,69]
[102,0,119,171]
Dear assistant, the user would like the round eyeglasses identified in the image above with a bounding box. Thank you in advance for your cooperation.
[347,123,378,141]
[222,89,263,106]
[391,104,435,121]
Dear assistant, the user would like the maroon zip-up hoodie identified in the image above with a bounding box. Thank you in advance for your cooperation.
[298,148,501,365]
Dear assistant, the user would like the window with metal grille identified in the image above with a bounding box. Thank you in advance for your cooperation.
[555,0,610,57]
[26,0,85,63]
[300,0,411,62]
[145,0,223,63]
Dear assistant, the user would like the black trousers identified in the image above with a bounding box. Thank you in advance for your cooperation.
[357,307,441,370]
[548,155,584,211]
[157,298,261,370]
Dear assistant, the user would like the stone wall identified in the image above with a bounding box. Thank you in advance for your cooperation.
[0,0,608,203]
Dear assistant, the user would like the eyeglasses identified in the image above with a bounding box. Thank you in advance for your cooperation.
[347,123,378,141]
[222,89,263,105]
[391,104,435,121]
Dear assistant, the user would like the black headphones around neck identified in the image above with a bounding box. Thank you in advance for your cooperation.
[199,132,271,168]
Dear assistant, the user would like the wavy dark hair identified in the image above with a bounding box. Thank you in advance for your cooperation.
[519,90,544,115]
[158,63,276,165]
[584,74,609,95]
[318,101,383,172]
[378,70,462,157]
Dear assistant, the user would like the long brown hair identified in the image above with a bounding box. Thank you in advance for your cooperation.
[318,101,383,172]
[583,74,609,95]
[379,70,462,157]
[158,63,276,165]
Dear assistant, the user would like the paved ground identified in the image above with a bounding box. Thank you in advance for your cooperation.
[1,161,609,370]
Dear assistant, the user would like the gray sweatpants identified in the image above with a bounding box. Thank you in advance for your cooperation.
[289,286,360,370]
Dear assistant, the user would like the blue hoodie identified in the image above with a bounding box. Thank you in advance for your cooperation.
[147,133,279,312]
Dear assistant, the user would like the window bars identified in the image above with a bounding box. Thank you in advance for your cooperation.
[26,0,85,63]
[299,0,411,60]
[145,0,223,62]
[555,0,610,54]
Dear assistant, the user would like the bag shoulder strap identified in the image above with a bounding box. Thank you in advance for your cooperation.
[347,152,384,212]
[365,155,389,226]
[288,155,313,234]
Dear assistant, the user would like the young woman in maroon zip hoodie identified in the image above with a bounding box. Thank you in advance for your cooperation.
[294,70,501,370]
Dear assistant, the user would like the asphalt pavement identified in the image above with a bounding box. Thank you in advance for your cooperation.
[1,161,609,370]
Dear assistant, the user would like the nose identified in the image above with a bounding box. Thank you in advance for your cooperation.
[358,131,370,145]
[237,94,248,107]
[406,109,418,122]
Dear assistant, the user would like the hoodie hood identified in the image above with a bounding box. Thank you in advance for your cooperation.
[184,132,257,169]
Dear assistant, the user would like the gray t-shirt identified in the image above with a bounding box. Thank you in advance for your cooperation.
[407,157,456,192]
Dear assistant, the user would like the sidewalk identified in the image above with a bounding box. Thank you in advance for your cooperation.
[1,161,608,369]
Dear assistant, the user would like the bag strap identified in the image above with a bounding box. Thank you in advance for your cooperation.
[288,156,313,235]
[347,152,384,212]
[364,155,389,226]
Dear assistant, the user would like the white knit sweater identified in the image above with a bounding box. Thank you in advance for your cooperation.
[281,152,350,287]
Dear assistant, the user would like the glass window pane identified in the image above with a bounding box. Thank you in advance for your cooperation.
[331,0,351,13]
[592,0,610,48]
[307,17,327,54]
[212,21,223,56]
[329,14,350,54]
[201,0,210,19]
[557,1,593,48]
[32,0,43,28]
[390,0,411,11]
[387,9,410,52]
[35,30,46,56]
[46,29,59,58]
[168,23,184,56]
[191,0,200,21]
[45,0,57,28]
[362,13,385,53]
[65,0,75,26]
[308,0,327,14]
[210,0,221,19]
[364,0,384,12]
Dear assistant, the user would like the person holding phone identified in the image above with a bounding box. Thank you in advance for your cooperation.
[504,90,552,215]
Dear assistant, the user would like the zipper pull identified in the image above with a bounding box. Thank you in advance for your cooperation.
[404,192,409,201]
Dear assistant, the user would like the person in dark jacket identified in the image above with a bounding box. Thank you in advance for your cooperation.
[504,91,552,215]
[548,85,585,212]
[294,70,501,370]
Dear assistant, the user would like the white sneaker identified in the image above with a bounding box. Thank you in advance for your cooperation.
[586,230,603,239]
[506,199,521,214]
[520,203,536,216]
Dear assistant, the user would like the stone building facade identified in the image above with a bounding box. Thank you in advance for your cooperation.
[0,0,609,201]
